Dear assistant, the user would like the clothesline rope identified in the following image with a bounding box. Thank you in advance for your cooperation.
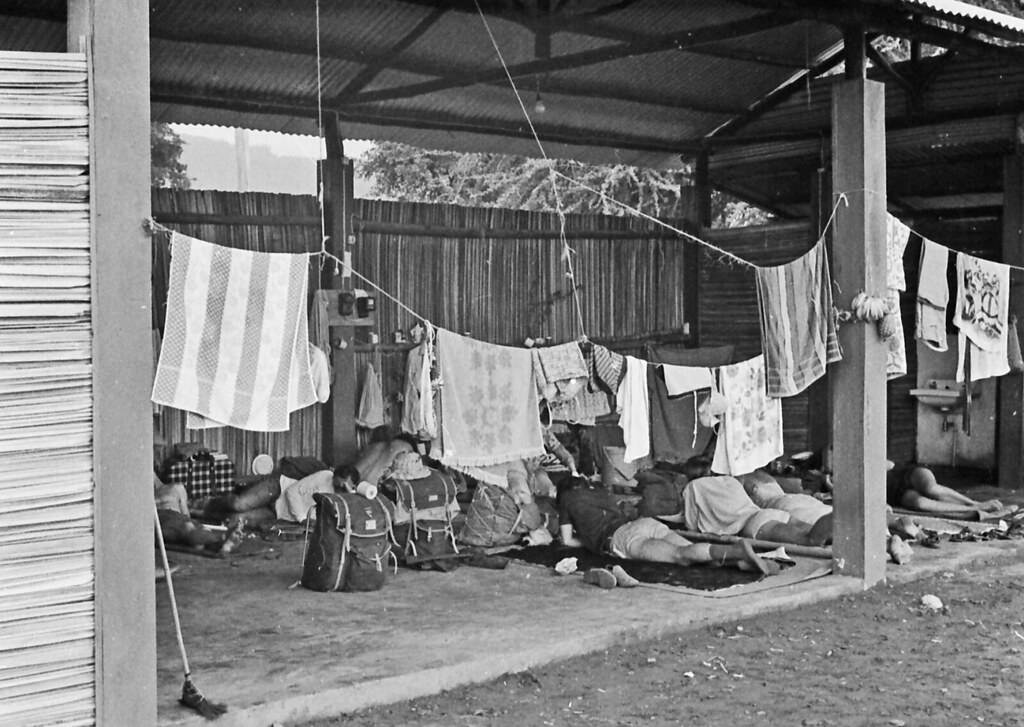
[473,0,588,340]
[842,187,1024,276]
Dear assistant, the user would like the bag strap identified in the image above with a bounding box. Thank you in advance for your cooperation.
[333,498,352,592]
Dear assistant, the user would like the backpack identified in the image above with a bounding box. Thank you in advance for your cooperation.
[391,470,460,571]
[300,492,396,592]
[458,481,529,548]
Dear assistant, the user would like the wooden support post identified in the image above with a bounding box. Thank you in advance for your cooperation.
[998,142,1024,489]
[830,78,888,585]
[680,149,710,344]
[322,118,361,463]
[67,0,156,722]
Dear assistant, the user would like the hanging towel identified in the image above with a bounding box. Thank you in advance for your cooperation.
[534,342,587,384]
[356,363,385,429]
[309,343,331,403]
[755,239,842,398]
[711,355,783,476]
[884,215,911,380]
[592,344,625,395]
[434,328,544,467]
[153,232,316,432]
[616,355,650,463]
[662,364,715,396]
[547,388,612,426]
[886,213,911,292]
[915,239,949,352]
[884,288,907,381]
[954,252,1010,382]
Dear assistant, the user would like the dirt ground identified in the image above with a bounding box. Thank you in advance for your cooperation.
[300,558,1024,727]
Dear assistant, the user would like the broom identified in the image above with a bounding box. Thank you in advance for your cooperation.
[154,504,229,719]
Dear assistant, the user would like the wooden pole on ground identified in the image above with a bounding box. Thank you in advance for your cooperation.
[829,27,889,585]
[671,530,833,561]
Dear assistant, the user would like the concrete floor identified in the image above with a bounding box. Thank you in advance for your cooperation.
[154,532,1024,727]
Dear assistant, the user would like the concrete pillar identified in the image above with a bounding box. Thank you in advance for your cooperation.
[68,0,156,722]
[829,78,889,585]
[998,148,1024,489]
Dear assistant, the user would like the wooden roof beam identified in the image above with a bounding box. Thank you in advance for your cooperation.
[339,12,798,105]
[150,83,703,154]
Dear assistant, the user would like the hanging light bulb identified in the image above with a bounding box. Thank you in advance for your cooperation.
[534,77,546,114]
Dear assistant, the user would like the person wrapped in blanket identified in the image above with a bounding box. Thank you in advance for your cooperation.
[154,472,245,556]
[557,477,781,588]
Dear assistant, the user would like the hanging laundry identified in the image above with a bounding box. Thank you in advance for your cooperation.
[434,328,544,468]
[755,239,842,398]
[355,363,385,429]
[711,355,783,476]
[955,252,1010,382]
[592,344,625,395]
[547,388,612,426]
[915,239,949,352]
[401,338,438,440]
[661,364,715,396]
[616,356,650,463]
[645,345,733,464]
[309,289,332,362]
[1008,315,1024,373]
[884,214,911,380]
[152,232,316,432]
[532,343,588,404]
[308,343,331,403]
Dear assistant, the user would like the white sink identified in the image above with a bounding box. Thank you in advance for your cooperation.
[909,379,978,413]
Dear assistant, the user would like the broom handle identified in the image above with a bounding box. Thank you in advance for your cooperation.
[154,503,192,677]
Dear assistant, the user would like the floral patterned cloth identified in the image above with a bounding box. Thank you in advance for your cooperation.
[711,355,783,476]
[434,328,545,468]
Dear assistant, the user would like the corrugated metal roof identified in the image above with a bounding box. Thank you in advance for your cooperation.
[893,0,1024,35]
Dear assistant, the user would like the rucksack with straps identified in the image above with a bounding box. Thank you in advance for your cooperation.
[390,470,460,571]
[458,481,531,548]
[300,492,397,592]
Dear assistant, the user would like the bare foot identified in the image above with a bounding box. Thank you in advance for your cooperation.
[736,540,782,576]
[892,516,921,541]
[977,499,1004,513]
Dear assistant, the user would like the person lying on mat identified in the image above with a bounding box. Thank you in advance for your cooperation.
[201,459,353,528]
[155,474,244,556]
[886,461,1006,517]
[738,469,923,544]
[678,457,832,547]
[557,478,780,580]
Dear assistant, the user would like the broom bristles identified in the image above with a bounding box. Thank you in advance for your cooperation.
[180,677,228,720]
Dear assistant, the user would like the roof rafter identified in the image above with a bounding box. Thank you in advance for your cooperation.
[150,83,703,154]
[340,12,799,105]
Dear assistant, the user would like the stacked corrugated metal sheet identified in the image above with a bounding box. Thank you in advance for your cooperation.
[0,50,95,726]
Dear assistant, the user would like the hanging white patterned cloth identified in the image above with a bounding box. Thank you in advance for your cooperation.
[954,252,1010,382]
[711,355,784,476]
[884,214,911,380]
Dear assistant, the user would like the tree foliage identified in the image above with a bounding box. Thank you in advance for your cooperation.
[359,141,766,227]
[151,122,190,189]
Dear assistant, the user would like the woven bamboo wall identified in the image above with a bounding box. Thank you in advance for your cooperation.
[151,189,325,471]
[152,190,691,470]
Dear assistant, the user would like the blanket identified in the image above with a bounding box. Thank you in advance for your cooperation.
[152,232,316,432]
[435,328,545,467]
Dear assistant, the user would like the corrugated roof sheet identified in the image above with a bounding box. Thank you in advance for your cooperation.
[893,0,1024,35]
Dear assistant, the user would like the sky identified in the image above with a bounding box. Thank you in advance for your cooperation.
[173,124,374,196]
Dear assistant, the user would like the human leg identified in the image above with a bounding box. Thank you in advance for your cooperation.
[754,518,815,546]
[905,467,1002,511]
[609,519,777,573]
[157,509,220,548]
